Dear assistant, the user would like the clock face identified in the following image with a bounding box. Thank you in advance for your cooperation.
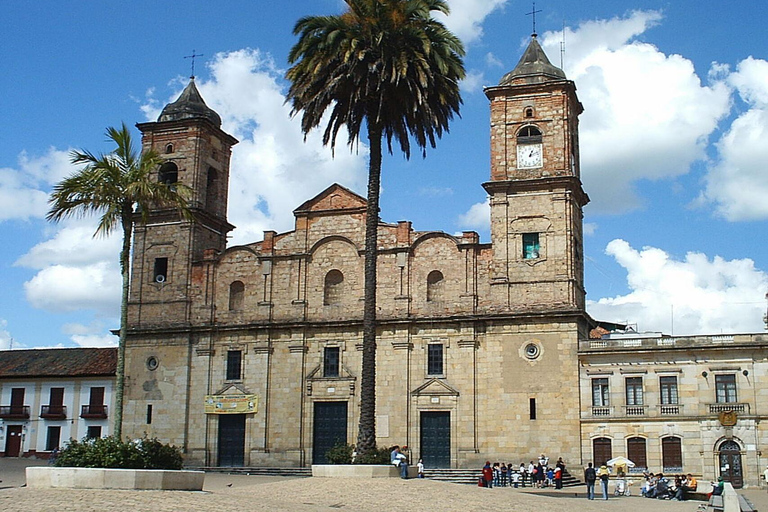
[517,144,542,168]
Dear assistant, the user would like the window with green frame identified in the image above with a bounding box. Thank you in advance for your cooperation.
[523,233,540,259]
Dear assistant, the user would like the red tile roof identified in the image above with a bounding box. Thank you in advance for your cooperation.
[0,347,117,378]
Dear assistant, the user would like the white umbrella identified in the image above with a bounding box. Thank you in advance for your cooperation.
[606,456,636,467]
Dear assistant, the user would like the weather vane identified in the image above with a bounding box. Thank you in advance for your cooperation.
[184,49,204,79]
[526,2,542,36]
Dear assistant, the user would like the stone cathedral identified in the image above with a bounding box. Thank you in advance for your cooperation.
[122,36,768,486]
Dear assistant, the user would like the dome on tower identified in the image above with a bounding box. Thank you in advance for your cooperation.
[158,78,222,126]
[499,35,566,86]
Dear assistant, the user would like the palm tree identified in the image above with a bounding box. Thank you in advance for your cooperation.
[286,0,465,456]
[47,123,192,440]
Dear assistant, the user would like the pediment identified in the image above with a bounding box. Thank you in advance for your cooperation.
[307,362,356,381]
[411,379,460,397]
[293,183,367,215]
[213,383,252,395]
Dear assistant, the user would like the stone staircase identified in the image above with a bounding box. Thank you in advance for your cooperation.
[424,468,582,487]
[195,466,312,477]
[194,466,582,487]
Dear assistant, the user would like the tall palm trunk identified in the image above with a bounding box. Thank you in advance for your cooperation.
[357,124,382,455]
[114,207,132,440]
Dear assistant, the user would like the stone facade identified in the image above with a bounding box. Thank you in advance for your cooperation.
[580,332,768,488]
[119,38,768,488]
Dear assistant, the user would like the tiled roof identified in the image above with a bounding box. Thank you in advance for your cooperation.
[0,347,117,378]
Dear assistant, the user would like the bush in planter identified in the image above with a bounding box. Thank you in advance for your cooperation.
[354,446,391,465]
[325,442,354,464]
[54,434,183,470]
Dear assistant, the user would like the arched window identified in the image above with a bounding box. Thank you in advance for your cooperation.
[324,270,344,305]
[525,107,534,118]
[158,162,178,185]
[661,437,683,473]
[206,167,218,211]
[517,125,542,144]
[229,281,244,311]
[626,437,647,472]
[165,143,174,154]
[426,270,444,302]
[592,437,612,466]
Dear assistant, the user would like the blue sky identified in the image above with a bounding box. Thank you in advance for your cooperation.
[1,0,767,349]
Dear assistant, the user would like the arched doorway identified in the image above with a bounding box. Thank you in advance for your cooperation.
[718,440,743,488]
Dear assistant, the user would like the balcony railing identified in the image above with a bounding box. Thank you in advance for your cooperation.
[40,405,67,419]
[709,402,749,414]
[659,404,684,415]
[80,404,108,419]
[0,405,31,419]
[591,406,612,417]
[622,405,647,416]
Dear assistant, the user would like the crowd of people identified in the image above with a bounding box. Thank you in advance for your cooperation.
[479,454,566,489]
[639,471,699,500]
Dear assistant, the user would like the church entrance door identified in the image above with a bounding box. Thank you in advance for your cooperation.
[312,401,348,464]
[218,414,246,467]
[420,411,450,468]
[718,440,743,488]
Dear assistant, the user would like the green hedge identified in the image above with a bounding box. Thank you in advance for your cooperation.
[54,435,183,470]
[325,442,392,465]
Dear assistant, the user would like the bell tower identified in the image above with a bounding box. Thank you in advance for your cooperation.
[483,35,588,311]
[129,78,238,326]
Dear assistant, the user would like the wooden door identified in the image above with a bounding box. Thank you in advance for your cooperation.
[4,425,23,457]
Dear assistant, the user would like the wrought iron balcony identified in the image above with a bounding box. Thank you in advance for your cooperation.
[40,405,67,419]
[0,405,30,419]
[80,404,108,419]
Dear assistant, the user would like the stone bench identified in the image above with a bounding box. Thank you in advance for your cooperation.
[706,483,758,512]
[26,467,205,491]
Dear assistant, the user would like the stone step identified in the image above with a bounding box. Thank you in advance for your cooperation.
[196,467,312,477]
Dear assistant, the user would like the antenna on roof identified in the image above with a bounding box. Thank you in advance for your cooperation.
[560,19,566,69]
[184,49,204,79]
[526,1,542,37]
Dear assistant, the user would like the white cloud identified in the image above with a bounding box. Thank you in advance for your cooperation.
[0,148,73,222]
[587,239,768,335]
[23,262,121,315]
[180,49,369,244]
[458,197,490,230]
[63,322,117,348]
[437,0,508,44]
[418,186,454,197]
[485,52,503,68]
[699,57,768,221]
[539,12,731,213]
[16,221,120,269]
[0,319,14,350]
[583,223,597,236]
[461,70,485,93]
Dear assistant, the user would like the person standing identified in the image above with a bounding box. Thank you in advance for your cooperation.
[597,463,610,500]
[584,462,597,500]
[417,458,425,478]
[764,465,768,492]
[398,446,409,478]
[554,464,563,489]
[482,461,493,488]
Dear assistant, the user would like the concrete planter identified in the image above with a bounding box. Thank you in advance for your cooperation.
[26,466,205,491]
[312,464,417,478]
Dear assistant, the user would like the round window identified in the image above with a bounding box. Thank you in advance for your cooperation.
[524,343,540,360]
[146,356,159,371]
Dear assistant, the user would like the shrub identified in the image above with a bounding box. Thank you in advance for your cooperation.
[325,442,353,464]
[54,434,183,470]
[354,446,391,465]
